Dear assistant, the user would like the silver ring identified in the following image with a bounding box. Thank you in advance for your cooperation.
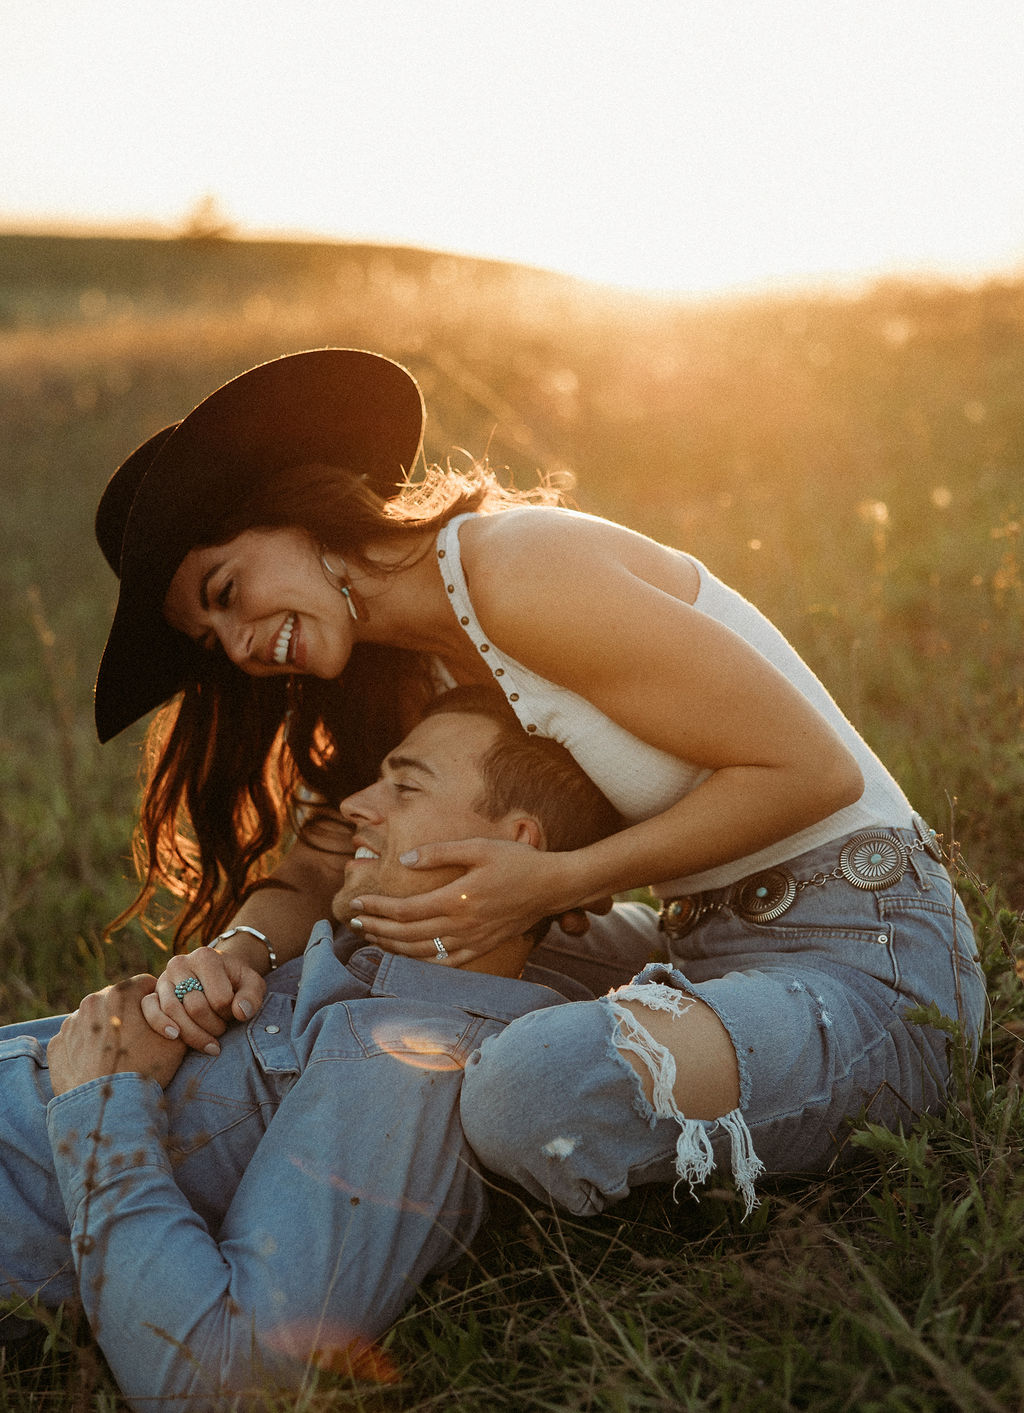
[432,937,449,960]
[173,977,205,1001]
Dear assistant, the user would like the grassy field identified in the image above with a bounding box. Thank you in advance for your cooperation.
[1,231,1022,1409]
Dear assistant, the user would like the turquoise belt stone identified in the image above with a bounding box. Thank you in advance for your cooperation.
[659,818,942,941]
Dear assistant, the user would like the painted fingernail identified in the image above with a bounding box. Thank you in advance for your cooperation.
[204,1042,220,1057]
[399,850,418,865]
[349,899,364,910]
[239,1000,254,1019]
[350,917,364,930]
[164,1025,180,1040]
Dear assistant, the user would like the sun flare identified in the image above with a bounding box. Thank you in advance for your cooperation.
[3,2,1024,294]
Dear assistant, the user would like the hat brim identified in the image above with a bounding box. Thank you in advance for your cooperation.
[94,349,425,742]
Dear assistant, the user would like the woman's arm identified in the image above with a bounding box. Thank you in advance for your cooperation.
[349,515,864,962]
[212,815,356,967]
[146,818,353,1051]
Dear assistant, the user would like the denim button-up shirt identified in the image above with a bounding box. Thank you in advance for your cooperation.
[36,925,585,1409]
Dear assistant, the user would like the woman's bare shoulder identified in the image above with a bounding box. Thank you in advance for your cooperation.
[461,505,645,565]
[460,507,699,605]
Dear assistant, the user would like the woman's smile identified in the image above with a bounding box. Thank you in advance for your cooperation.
[272,613,297,666]
[164,528,356,679]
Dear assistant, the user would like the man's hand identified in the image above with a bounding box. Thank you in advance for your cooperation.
[48,976,187,1096]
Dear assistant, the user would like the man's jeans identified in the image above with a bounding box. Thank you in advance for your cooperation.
[0,923,616,1409]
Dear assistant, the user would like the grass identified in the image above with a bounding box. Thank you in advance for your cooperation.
[1,231,1022,1409]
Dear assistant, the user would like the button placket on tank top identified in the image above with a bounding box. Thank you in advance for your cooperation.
[436,522,532,725]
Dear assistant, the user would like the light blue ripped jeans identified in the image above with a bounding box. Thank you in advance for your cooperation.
[460,829,987,1217]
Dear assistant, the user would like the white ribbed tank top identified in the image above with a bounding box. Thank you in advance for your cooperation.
[435,514,913,894]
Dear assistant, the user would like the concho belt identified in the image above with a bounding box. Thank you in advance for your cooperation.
[659,815,943,942]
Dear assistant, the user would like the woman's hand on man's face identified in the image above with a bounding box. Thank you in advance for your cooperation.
[342,837,576,968]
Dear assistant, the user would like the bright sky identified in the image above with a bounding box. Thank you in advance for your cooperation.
[4,0,1024,295]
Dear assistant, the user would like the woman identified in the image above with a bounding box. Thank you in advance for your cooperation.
[96,347,985,1212]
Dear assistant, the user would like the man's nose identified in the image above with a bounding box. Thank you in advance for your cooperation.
[339,784,383,824]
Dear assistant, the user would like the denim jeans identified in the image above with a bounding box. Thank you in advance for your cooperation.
[0,926,616,1410]
[461,830,986,1217]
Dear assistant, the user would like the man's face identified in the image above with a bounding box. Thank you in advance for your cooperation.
[333,711,526,914]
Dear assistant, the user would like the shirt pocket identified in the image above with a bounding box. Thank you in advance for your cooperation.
[164,991,299,1161]
[317,998,485,1071]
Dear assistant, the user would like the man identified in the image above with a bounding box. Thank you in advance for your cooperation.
[0,688,655,1410]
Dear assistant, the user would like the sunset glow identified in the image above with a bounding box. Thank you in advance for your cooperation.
[4,1,1024,294]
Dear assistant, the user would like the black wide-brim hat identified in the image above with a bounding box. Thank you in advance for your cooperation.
[94,348,425,742]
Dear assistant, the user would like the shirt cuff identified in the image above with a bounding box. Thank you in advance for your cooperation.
[46,1072,171,1216]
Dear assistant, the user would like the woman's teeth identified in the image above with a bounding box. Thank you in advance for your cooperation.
[354,847,380,860]
[272,614,296,665]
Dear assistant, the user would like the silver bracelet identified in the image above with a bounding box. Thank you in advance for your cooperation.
[211,925,279,971]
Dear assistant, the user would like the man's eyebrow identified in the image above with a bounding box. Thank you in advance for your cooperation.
[382,751,437,779]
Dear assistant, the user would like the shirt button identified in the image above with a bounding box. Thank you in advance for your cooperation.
[494,668,504,677]
[509,693,519,702]
[479,643,489,652]
[460,616,470,625]
[437,549,446,559]
[265,1024,281,1034]
[526,724,537,733]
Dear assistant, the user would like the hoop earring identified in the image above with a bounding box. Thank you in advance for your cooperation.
[320,550,360,622]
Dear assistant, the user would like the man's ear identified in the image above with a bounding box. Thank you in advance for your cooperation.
[511,816,545,850]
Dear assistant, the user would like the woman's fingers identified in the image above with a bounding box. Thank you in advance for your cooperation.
[349,910,493,960]
[428,944,477,968]
[355,919,458,957]
[142,987,225,1056]
[349,904,452,938]
[341,839,571,961]
[345,888,518,954]
[349,929,487,968]
[345,899,486,962]
[228,966,266,1023]
[144,951,266,1055]
[347,876,472,936]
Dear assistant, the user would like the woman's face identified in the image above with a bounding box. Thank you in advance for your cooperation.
[163,527,356,679]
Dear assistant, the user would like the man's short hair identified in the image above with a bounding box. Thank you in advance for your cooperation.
[420,686,622,851]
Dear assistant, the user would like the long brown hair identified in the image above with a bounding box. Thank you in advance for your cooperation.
[110,458,567,949]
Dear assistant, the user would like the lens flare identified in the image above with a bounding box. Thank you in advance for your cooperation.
[368,1024,464,1071]
[263,1320,399,1383]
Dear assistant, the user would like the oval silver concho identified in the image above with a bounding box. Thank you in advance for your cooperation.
[838,832,908,890]
[734,868,798,923]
